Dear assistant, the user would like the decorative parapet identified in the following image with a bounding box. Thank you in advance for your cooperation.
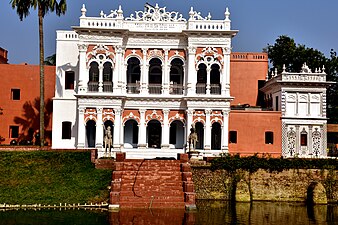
[78,3,233,33]
[268,63,327,83]
[230,52,268,61]
[56,31,79,41]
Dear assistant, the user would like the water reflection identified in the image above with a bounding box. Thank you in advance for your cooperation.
[0,201,337,225]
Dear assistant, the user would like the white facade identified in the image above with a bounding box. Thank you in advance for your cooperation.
[52,4,238,158]
[261,64,332,158]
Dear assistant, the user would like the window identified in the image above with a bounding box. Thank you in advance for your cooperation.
[275,96,279,111]
[265,131,274,144]
[229,131,237,144]
[9,126,19,138]
[170,123,177,144]
[11,89,20,100]
[62,121,72,139]
[65,71,75,90]
[301,133,307,146]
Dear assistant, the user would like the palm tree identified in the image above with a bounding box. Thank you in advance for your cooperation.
[11,0,67,147]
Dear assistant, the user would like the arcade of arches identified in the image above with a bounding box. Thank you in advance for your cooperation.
[82,108,229,151]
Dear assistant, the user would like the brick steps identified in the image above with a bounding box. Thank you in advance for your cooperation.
[110,153,196,209]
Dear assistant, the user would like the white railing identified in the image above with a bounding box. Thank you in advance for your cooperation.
[281,74,326,82]
[210,84,221,95]
[148,84,162,94]
[103,81,113,92]
[169,84,184,95]
[56,31,79,41]
[196,83,206,94]
[126,83,140,94]
[87,81,98,92]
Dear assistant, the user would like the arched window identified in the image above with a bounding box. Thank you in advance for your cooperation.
[103,62,113,92]
[126,57,141,94]
[147,120,162,148]
[195,122,204,149]
[211,122,221,149]
[170,58,184,95]
[88,62,99,92]
[196,64,207,94]
[149,58,162,94]
[86,120,96,148]
[210,64,221,95]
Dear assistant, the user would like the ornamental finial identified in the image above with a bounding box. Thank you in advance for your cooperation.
[282,64,286,73]
[225,7,230,20]
[81,4,87,18]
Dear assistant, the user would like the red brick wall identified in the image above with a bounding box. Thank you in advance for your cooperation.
[230,53,268,107]
[229,110,282,156]
[0,64,55,145]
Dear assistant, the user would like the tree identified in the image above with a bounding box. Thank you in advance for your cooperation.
[44,54,56,66]
[11,0,67,146]
[266,35,338,123]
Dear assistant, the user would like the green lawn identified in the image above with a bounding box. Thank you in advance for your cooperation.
[0,151,112,205]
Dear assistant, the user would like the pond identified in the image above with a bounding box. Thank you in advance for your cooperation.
[0,201,337,225]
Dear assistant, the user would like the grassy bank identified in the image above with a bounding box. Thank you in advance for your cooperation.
[0,151,112,205]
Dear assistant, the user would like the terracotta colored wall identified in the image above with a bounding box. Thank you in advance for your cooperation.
[229,110,282,156]
[0,64,55,145]
[230,53,268,106]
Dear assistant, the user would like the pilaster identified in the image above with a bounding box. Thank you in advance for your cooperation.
[204,109,212,150]
[138,109,147,148]
[187,47,196,95]
[77,44,88,93]
[95,107,103,148]
[113,108,122,150]
[222,47,231,96]
[141,48,149,94]
[77,106,86,148]
[161,109,170,148]
[162,48,170,95]
[221,109,230,152]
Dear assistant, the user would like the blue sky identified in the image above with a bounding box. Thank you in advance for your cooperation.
[0,0,337,64]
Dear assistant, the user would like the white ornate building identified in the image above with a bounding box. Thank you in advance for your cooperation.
[52,3,331,158]
[52,4,237,158]
[261,64,332,158]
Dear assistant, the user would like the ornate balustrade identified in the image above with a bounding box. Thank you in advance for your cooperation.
[196,83,206,94]
[126,83,140,94]
[148,84,162,94]
[210,84,221,95]
[169,84,184,95]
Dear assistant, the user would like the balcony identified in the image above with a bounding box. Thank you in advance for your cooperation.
[148,84,162,94]
[170,84,184,95]
[103,81,113,92]
[210,84,221,95]
[196,83,206,94]
[88,81,99,92]
[127,83,140,94]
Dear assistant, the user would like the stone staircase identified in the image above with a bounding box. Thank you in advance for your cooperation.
[109,153,196,209]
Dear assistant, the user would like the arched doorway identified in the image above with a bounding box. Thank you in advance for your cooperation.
[195,122,204,149]
[196,64,207,94]
[126,57,141,94]
[211,122,222,150]
[170,120,185,149]
[210,64,221,94]
[124,119,139,148]
[170,58,184,95]
[86,120,96,148]
[147,120,162,148]
[148,58,162,94]
[103,62,113,92]
[88,62,99,92]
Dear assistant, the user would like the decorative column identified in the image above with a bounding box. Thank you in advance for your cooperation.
[77,44,88,93]
[161,109,170,148]
[120,48,126,94]
[114,46,123,94]
[187,46,196,95]
[138,109,147,148]
[186,109,194,148]
[140,48,149,94]
[221,109,230,153]
[98,65,103,92]
[162,49,170,95]
[113,108,122,150]
[95,107,103,148]
[77,106,86,148]
[222,47,231,96]
[204,109,212,150]
[295,125,300,156]
[206,68,211,95]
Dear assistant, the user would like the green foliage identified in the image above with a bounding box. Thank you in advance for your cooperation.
[211,154,338,173]
[0,151,112,205]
